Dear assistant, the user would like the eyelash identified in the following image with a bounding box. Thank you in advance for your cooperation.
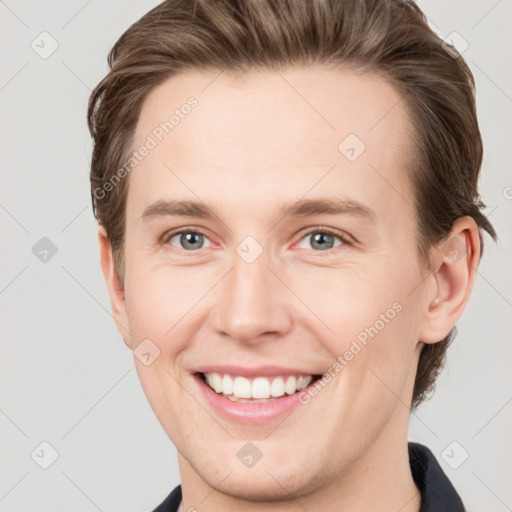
[161,226,352,254]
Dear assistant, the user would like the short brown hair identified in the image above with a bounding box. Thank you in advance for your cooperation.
[88,0,496,410]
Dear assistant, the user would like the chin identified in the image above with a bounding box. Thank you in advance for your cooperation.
[194,457,322,503]
[212,477,309,502]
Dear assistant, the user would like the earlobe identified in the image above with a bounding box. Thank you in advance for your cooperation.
[97,225,132,349]
[419,217,481,344]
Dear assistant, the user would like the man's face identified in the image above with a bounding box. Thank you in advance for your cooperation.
[114,66,430,499]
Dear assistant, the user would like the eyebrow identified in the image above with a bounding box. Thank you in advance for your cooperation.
[140,198,376,222]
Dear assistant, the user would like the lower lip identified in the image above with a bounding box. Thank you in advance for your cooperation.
[193,373,317,423]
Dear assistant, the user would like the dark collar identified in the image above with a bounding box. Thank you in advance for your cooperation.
[152,483,181,512]
[409,442,466,511]
[152,442,466,512]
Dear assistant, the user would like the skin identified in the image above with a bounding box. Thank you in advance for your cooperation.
[98,66,481,511]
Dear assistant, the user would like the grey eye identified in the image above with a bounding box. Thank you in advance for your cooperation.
[297,231,343,251]
[169,232,207,250]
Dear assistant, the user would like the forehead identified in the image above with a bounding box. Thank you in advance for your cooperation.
[128,65,414,220]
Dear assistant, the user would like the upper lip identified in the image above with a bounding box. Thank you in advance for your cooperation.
[193,365,321,378]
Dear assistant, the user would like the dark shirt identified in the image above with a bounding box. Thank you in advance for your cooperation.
[152,442,465,512]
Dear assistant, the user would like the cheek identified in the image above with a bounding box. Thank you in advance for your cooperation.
[296,262,420,390]
[124,261,212,346]
[332,297,420,429]
[286,262,408,340]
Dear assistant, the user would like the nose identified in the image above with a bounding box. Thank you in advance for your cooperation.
[211,249,293,344]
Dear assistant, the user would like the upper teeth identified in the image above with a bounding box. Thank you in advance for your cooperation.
[204,373,313,399]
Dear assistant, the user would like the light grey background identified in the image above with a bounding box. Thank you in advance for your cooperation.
[0,1,510,511]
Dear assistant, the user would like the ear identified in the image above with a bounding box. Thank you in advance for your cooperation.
[419,217,482,343]
[97,225,132,350]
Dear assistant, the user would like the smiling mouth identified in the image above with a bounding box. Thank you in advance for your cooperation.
[197,372,322,402]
